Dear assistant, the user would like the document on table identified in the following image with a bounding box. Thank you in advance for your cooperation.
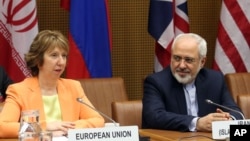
[53,136,68,141]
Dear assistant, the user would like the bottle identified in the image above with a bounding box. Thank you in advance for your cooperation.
[18,110,42,141]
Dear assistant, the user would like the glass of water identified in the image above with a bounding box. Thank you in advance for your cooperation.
[19,132,39,141]
[39,131,53,141]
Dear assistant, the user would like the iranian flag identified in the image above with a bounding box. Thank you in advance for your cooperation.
[0,0,38,82]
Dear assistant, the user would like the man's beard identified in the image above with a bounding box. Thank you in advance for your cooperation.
[173,70,192,84]
[173,67,201,84]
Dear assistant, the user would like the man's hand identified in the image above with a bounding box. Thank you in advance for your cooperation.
[216,108,232,120]
[196,109,231,132]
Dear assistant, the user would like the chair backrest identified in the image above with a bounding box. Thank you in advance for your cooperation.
[237,95,250,119]
[77,77,128,122]
[225,72,250,103]
[111,100,142,128]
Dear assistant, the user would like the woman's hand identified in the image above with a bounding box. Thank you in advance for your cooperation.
[46,121,75,136]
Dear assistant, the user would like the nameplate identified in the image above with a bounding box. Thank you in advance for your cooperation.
[212,119,250,140]
[68,126,139,141]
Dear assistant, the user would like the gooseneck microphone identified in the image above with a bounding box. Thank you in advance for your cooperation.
[205,99,245,120]
[76,98,119,127]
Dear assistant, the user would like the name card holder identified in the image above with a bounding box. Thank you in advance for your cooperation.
[212,119,250,140]
[68,125,139,141]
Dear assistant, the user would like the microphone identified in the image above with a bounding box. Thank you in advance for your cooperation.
[76,98,119,127]
[205,99,245,120]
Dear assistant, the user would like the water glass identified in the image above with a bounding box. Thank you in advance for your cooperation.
[19,132,39,141]
[39,131,53,141]
[19,110,42,141]
[19,110,41,133]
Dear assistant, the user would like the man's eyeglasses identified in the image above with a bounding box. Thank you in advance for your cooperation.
[172,55,196,64]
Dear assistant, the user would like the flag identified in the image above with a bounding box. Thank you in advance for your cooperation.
[61,0,112,78]
[213,0,250,74]
[148,0,189,72]
[0,0,38,82]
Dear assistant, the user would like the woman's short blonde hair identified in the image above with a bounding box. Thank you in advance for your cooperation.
[25,30,69,76]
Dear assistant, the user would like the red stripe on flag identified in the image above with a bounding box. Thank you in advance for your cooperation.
[60,0,70,11]
[217,22,247,72]
[105,0,112,50]
[174,14,189,32]
[155,42,172,68]
[66,34,90,78]
[212,61,220,72]
[0,34,26,82]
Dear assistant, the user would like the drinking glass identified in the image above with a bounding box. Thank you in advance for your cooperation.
[19,132,39,141]
[19,110,42,141]
[39,131,53,141]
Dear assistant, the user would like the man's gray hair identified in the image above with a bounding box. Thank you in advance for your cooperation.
[171,33,207,58]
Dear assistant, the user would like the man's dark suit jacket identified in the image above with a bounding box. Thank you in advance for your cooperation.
[0,66,13,99]
[142,66,243,131]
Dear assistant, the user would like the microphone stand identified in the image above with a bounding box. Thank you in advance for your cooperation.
[206,99,245,120]
[76,98,119,127]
